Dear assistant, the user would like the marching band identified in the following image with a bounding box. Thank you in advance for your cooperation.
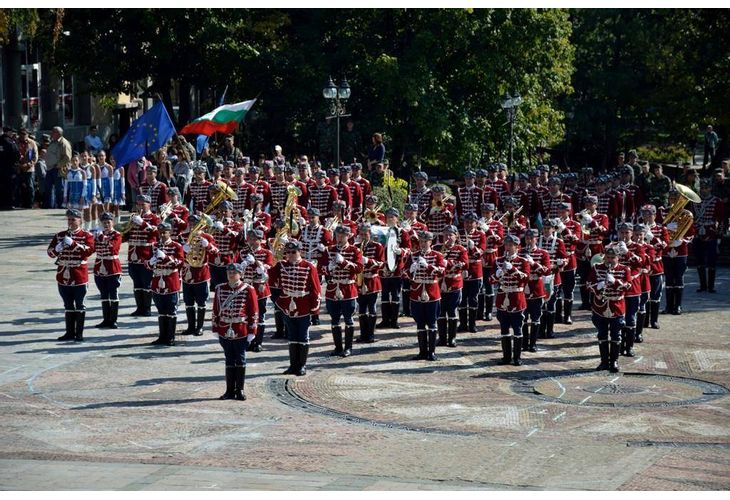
[47,157,727,401]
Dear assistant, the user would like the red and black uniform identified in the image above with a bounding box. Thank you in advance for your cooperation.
[536,232,568,337]
[309,183,338,218]
[379,225,412,327]
[692,195,726,292]
[252,178,272,211]
[424,202,455,243]
[479,218,504,320]
[146,237,184,345]
[346,180,364,220]
[127,211,161,316]
[93,228,122,327]
[404,248,446,359]
[253,210,272,236]
[489,252,530,364]
[180,229,219,335]
[515,187,544,226]
[458,228,486,332]
[321,240,363,353]
[140,180,169,213]
[232,181,256,217]
[435,241,468,345]
[331,181,353,217]
[184,179,212,213]
[543,192,573,220]
[299,223,333,276]
[661,206,696,315]
[409,187,433,216]
[353,175,372,210]
[167,203,190,239]
[356,239,384,342]
[587,262,632,359]
[270,179,290,215]
[576,211,609,309]
[456,185,483,222]
[486,177,511,211]
[48,227,95,340]
[242,246,274,351]
[519,245,552,344]
[209,218,241,290]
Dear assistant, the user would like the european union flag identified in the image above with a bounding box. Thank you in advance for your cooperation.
[111,100,176,166]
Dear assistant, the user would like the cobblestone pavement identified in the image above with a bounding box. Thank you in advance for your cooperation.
[1,209,728,490]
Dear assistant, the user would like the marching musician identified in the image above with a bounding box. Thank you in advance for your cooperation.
[490,234,530,366]
[126,194,160,317]
[241,230,273,352]
[594,176,621,233]
[269,164,289,215]
[329,200,357,237]
[401,203,428,318]
[249,193,272,236]
[248,166,272,212]
[543,176,573,220]
[328,168,353,217]
[341,165,363,221]
[458,213,486,334]
[208,201,241,290]
[692,178,726,294]
[435,225,468,348]
[48,209,95,341]
[146,222,184,346]
[355,223,384,343]
[231,168,256,218]
[285,164,309,208]
[575,195,608,310]
[455,170,483,224]
[615,223,644,357]
[93,212,122,330]
[184,165,212,213]
[478,202,504,322]
[537,219,568,340]
[586,246,632,373]
[139,165,169,214]
[661,188,696,314]
[351,163,372,215]
[180,214,219,336]
[309,170,338,218]
[564,171,587,215]
[500,196,527,241]
[409,171,433,215]
[617,166,642,223]
[404,231,446,361]
[514,172,543,227]
[377,208,412,329]
[424,185,454,243]
[556,202,581,324]
[298,207,332,327]
[322,225,363,357]
[297,162,317,196]
[268,240,322,376]
[632,224,653,343]
[486,164,511,210]
[165,187,189,239]
[519,229,552,352]
[639,204,668,329]
[213,262,258,401]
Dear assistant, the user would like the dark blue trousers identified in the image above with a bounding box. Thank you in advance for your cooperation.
[440,290,461,319]
[412,300,440,330]
[592,313,624,343]
[128,263,152,292]
[381,277,402,303]
[94,274,121,301]
[497,310,524,337]
[460,279,481,310]
[183,281,209,307]
[153,292,178,317]
[624,295,640,327]
[326,298,356,326]
[357,293,378,315]
[283,314,311,344]
[59,284,87,312]
[219,337,249,366]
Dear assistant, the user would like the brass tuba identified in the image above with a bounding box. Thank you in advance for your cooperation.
[271,184,303,261]
[664,183,701,242]
[185,213,214,267]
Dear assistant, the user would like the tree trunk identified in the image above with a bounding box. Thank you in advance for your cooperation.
[2,33,24,128]
[178,78,193,128]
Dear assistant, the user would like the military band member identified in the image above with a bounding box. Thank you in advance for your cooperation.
[242,230,273,352]
[328,168,353,217]
[586,246,632,373]
[146,222,184,346]
[486,163,511,210]
[455,170,483,224]
[213,262,258,400]
[269,240,322,376]
[500,196,527,241]
[556,202,581,324]
[662,189,696,314]
[614,224,644,357]
[490,235,530,365]
[329,200,357,236]
[269,164,289,214]
[139,165,169,213]
[355,223,384,343]
[405,231,446,361]
[180,214,219,336]
[435,225,468,347]
[248,166,272,212]
[48,209,95,341]
[93,212,122,329]
[409,171,433,215]
[543,176,573,220]
[184,165,212,213]
[309,170,338,218]
[322,226,363,357]
[341,165,364,221]
[478,203,504,321]
[576,195,608,310]
[424,185,454,243]
[208,201,241,290]
[165,187,189,239]
[351,163,372,213]
[250,193,272,236]
[537,219,567,340]
[692,178,726,293]
[458,213,486,333]
[640,204,668,329]
[514,172,543,227]
[127,195,160,317]
[519,229,552,351]
[361,195,385,225]
[401,203,429,317]
[232,168,256,217]
[617,166,642,223]
[377,208,412,329]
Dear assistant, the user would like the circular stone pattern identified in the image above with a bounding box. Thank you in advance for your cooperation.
[522,373,729,408]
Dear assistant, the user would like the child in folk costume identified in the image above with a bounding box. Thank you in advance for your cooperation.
[64,153,86,211]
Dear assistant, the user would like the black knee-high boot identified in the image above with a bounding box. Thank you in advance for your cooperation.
[183,306,196,335]
[296,344,309,376]
[624,327,635,357]
[498,336,512,365]
[457,308,468,332]
[413,330,427,360]
[74,311,86,342]
[545,312,555,339]
[108,301,119,329]
[650,301,660,329]
[402,294,411,317]
[579,285,590,310]
[512,334,522,366]
[151,317,166,345]
[609,342,620,373]
[272,310,286,339]
[467,307,477,333]
[563,299,573,325]
[555,299,563,324]
[343,326,354,357]
[130,290,144,316]
[635,311,645,343]
[356,313,368,342]
[484,295,494,321]
[391,302,400,329]
[166,316,176,346]
[330,325,343,356]
[195,307,206,336]
[447,317,458,347]
[675,287,684,315]
[427,329,438,361]
[234,366,246,400]
[477,293,485,321]
[596,342,609,371]
[96,301,111,328]
[283,344,297,374]
[529,323,539,352]
[696,266,707,292]
[220,366,235,399]
[437,317,447,346]
[58,311,76,340]
[141,291,153,317]
[521,322,529,350]
[708,267,717,293]
[376,303,390,329]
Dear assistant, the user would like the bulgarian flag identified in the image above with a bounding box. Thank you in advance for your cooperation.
[179,98,257,136]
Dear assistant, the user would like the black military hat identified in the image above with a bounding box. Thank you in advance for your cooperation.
[137,194,152,204]
[188,214,201,224]
[476,168,488,177]
[100,212,114,221]
[335,225,351,235]
[385,207,400,217]
[504,196,518,206]
[542,218,557,228]
[358,222,372,233]
[308,207,321,217]
[273,164,283,174]
[157,222,172,232]
[464,212,478,221]
[333,199,346,208]
[584,195,598,205]
[504,234,520,245]
[249,166,260,174]
[482,202,496,212]
[431,185,445,193]
[313,170,326,178]
[226,262,244,273]
[284,240,301,251]
[249,229,264,239]
[366,194,378,203]
[487,164,497,172]
[283,165,295,174]
[66,208,82,219]
[220,200,233,211]
[339,165,351,173]
[414,171,428,180]
[404,203,419,211]
[640,204,656,214]
[604,246,618,257]
[557,201,571,210]
[168,187,181,198]
[497,163,508,171]
[443,225,458,234]
[528,170,539,178]
[418,230,434,240]
[250,193,264,203]
[618,222,634,231]
[327,168,339,176]
[547,176,562,186]
[464,170,476,178]
[525,228,539,238]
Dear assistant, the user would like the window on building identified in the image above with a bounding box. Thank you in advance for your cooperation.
[59,73,74,126]
[20,63,41,129]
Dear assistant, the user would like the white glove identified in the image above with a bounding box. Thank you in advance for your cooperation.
[669,239,681,248]
[280,235,289,244]
[503,261,513,271]
[63,235,73,246]
[199,238,209,248]
[362,256,369,265]
[131,215,143,226]
[467,239,475,250]
[149,256,158,266]
[245,254,255,265]
[557,221,566,232]
[606,273,616,284]
[409,262,420,275]
[596,281,605,290]
[55,242,64,253]
[335,253,345,264]
[317,243,326,252]
[155,249,166,259]
[394,247,403,256]
[418,257,428,269]
[581,213,592,225]
[666,222,678,232]
[213,221,224,231]
[246,334,255,342]
[525,254,534,265]
[183,243,191,253]
[617,241,628,255]
[496,267,504,278]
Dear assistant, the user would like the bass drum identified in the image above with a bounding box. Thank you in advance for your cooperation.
[386,226,400,272]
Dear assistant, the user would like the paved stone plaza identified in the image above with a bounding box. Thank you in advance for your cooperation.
[1,209,729,490]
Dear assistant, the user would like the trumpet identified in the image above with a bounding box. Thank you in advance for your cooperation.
[497,205,523,227]
[158,201,174,220]
[118,210,139,236]
[361,204,383,223]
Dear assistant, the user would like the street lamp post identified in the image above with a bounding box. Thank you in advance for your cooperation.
[323,76,351,168]
[501,91,522,171]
